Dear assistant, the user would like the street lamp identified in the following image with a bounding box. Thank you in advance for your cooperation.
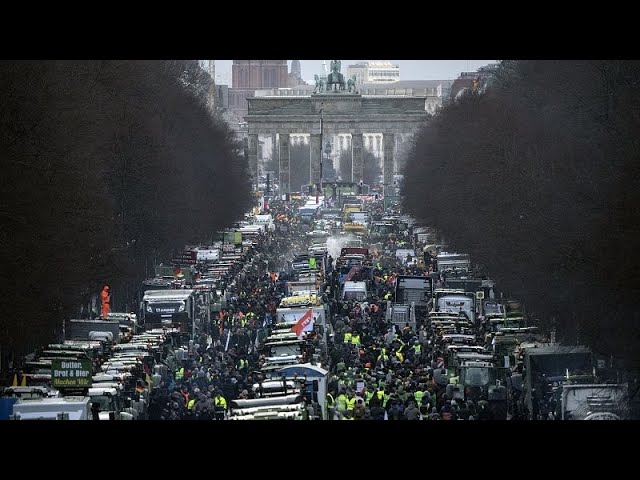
[319,107,324,197]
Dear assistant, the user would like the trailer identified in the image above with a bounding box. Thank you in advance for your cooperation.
[10,396,91,420]
[522,345,593,419]
[386,301,417,330]
[65,319,121,343]
[394,275,433,317]
[561,384,629,420]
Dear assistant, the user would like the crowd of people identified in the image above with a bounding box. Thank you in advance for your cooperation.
[147,199,499,420]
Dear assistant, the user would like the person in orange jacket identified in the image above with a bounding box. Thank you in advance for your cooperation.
[101,285,110,319]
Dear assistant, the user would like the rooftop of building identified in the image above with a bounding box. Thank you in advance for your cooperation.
[348,61,399,68]
[250,79,454,98]
[361,79,453,89]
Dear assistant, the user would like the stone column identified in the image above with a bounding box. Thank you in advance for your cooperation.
[383,132,395,196]
[247,133,259,185]
[271,133,277,160]
[279,133,291,195]
[310,133,321,188]
[351,133,363,184]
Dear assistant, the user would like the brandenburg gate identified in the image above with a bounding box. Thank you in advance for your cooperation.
[244,61,429,195]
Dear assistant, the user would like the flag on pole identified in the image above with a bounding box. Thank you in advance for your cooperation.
[345,265,361,282]
[291,308,314,337]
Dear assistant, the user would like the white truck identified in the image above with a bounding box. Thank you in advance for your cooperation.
[561,384,629,420]
[87,386,135,420]
[276,306,327,335]
[341,281,368,301]
[437,252,471,275]
[10,396,91,420]
[433,289,476,324]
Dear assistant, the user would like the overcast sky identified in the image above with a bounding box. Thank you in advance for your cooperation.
[214,60,498,85]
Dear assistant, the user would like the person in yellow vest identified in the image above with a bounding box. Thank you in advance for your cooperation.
[326,391,336,420]
[377,348,389,365]
[238,357,248,372]
[336,391,348,419]
[213,391,227,420]
[395,349,404,363]
[351,332,361,347]
[414,387,424,408]
[365,388,375,405]
[342,410,354,420]
[346,391,356,415]
[343,331,353,344]
[376,386,391,408]
[175,367,184,380]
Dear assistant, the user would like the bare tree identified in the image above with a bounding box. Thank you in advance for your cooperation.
[0,60,253,369]
[402,60,640,369]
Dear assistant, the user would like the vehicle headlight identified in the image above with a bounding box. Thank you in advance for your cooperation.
[146,304,153,313]
[178,303,185,312]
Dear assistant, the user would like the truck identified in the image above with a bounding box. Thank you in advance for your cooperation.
[274,305,328,355]
[561,384,629,420]
[341,281,368,302]
[521,345,594,420]
[369,222,400,243]
[395,275,433,310]
[275,306,327,334]
[433,289,476,325]
[386,302,417,331]
[253,214,275,232]
[65,319,121,343]
[87,386,134,420]
[141,289,196,333]
[385,275,434,331]
[10,396,91,420]
[228,394,307,420]
[436,252,471,276]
